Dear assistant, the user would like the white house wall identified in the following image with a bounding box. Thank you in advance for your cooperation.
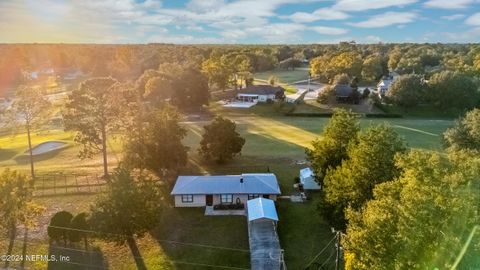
[174,195,206,207]
[174,194,278,207]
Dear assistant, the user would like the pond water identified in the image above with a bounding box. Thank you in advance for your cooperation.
[27,141,68,155]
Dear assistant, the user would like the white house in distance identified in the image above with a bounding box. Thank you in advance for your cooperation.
[171,173,281,207]
[377,72,399,96]
[299,167,321,190]
[237,85,285,103]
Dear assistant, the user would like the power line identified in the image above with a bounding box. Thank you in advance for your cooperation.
[319,249,336,270]
[304,234,337,269]
[3,237,250,270]
[44,224,250,252]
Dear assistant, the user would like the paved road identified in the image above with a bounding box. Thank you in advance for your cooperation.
[248,220,283,270]
[291,81,326,100]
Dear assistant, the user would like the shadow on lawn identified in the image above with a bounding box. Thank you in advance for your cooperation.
[150,206,250,270]
[48,243,108,270]
[0,148,17,161]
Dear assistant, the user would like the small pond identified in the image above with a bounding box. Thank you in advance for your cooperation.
[26,141,68,156]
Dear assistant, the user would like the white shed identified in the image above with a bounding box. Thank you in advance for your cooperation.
[299,168,321,190]
[247,198,278,223]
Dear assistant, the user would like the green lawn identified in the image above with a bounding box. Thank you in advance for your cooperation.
[378,103,466,118]
[255,66,310,84]
[278,194,337,270]
[0,112,454,269]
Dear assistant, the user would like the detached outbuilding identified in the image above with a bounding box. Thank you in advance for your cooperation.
[299,167,321,190]
[247,197,279,224]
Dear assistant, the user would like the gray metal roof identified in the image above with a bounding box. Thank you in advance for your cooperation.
[238,85,285,95]
[171,173,281,195]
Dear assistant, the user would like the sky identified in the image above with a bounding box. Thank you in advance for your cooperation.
[0,0,480,44]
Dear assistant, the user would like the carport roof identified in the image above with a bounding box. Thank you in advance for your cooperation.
[247,198,279,222]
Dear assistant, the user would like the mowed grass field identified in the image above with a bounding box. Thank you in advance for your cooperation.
[254,65,310,84]
[0,114,454,269]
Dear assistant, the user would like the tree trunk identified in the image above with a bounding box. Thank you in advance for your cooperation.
[26,124,35,183]
[5,223,16,269]
[101,125,108,179]
[20,228,28,269]
[126,236,147,270]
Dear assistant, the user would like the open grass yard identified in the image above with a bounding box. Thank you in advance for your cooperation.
[0,207,250,270]
[255,66,310,84]
[0,112,454,269]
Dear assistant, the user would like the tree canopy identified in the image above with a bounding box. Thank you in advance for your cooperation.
[444,108,480,152]
[426,71,478,110]
[48,210,73,246]
[344,150,480,270]
[386,74,425,107]
[89,166,161,269]
[63,77,125,177]
[199,116,245,164]
[123,105,188,175]
[8,85,51,178]
[322,124,406,229]
[306,108,359,182]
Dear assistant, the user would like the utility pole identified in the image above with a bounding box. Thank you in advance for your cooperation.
[335,231,341,270]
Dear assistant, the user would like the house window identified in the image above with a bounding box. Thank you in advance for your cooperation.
[220,194,233,204]
[181,195,194,203]
[248,194,260,200]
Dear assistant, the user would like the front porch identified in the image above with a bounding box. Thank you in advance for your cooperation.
[205,206,246,216]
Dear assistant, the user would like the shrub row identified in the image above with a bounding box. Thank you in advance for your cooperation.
[213,203,245,210]
[285,112,402,118]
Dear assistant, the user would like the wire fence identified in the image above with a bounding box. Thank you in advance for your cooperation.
[32,173,108,197]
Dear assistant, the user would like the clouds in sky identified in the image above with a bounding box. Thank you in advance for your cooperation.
[424,0,478,9]
[0,0,479,43]
[465,13,480,25]
[350,12,417,28]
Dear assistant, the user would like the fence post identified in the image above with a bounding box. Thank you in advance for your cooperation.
[42,176,45,196]
[74,174,79,193]
[53,174,56,195]
[86,175,91,193]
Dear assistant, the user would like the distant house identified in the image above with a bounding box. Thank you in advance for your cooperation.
[377,72,399,96]
[237,85,285,103]
[331,83,354,103]
[171,173,281,207]
[299,168,321,190]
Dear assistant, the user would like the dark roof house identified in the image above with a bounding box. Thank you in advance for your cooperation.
[333,84,353,98]
[239,85,285,96]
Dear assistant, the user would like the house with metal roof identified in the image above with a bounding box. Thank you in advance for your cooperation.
[236,85,285,103]
[377,72,399,96]
[247,198,279,222]
[171,173,281,207]
[299,167,321,190]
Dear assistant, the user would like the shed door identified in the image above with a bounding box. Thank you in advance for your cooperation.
[206,195,213,206]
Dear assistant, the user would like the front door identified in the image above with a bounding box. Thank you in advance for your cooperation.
[206,195,213,206]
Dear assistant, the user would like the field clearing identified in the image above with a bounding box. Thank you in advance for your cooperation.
[0,114,454,269]
[255,66,310,84]
[0,116,453,174]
